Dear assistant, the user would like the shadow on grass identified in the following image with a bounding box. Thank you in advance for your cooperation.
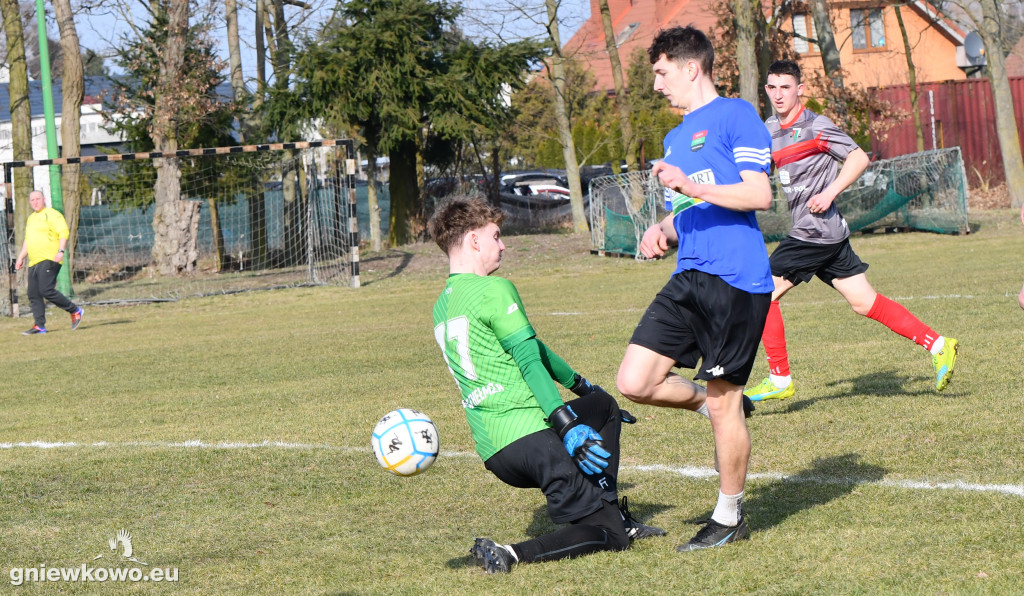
[681,453,887,531]
[756,368,946,417]
[77,319,134,328]
[359,250,414,286]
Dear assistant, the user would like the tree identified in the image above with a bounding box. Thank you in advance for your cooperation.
[596,0,636,173]
[542,0,587,233]
[150,0,195,274]
[272,0,457,247]
[0,1,62,79]
[224,0,270,265]
[511,59,620,170]
[709,0,798,117]
[958,0,1024,206]
[428,35,543,207]
[104,0,238,273]
[82,48,108,76]
[53,0,85,275]
[708,0,897,148]
[735,0,759,107]
[812,0,846,117]
[934,0,1024,204]
[275,0,537,247]
[1,0,33,253]
[893,4,924,152]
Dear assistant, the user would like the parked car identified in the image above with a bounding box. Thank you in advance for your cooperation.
[501,171,571,198]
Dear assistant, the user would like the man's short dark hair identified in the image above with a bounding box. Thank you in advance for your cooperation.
[428,197,505,255]
[648,26,714,77]
[767,60,802,84]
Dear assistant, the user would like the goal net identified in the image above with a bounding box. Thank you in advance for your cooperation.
[588,170,662,258]
[1,140,359,316]
[589,147,970,258]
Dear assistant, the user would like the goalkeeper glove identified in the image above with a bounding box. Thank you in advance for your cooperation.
[569,373,595,397]
[548,404,610,475]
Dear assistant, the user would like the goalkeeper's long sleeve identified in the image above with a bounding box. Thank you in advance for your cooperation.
[509,338,568,417]
[535,340,579,389]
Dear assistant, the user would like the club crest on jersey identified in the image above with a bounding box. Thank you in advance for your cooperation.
[791,127,802,141]
[691,130,707,151]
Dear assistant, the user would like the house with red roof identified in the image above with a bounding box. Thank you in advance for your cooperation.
[564,0,970,95]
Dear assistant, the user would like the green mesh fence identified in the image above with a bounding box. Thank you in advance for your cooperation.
[758,147,970,242]
[589,147,970,258]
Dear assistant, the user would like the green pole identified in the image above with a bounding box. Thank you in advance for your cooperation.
[35,0,71,296]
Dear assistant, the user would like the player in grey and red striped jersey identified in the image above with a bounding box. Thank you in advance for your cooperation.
[745,60,959,402]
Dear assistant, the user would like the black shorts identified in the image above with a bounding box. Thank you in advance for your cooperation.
[770,236,869,287]
[629,269,771,386]
[484,391,621,524]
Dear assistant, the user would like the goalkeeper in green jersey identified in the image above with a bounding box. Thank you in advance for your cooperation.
[430,197,664,574]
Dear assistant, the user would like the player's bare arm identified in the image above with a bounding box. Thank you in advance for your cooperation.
[807,147,870,214]
[639,214,677,259]
[653,161,771,211]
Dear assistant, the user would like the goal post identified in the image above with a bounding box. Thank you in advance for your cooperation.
[0,139,361,316]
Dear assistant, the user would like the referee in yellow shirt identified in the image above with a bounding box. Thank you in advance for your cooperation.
[14,190,83,334]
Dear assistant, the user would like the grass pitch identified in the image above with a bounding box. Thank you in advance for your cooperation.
[2,210,1023,594]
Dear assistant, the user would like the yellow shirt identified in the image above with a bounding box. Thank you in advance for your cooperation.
[25,207,70,267]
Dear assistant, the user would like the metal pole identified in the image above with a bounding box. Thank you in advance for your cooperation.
[346,141,360,289]
[4,163,18,317]
[34,0,71,296]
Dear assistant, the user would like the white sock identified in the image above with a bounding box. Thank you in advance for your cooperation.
[930,336,945,355]
[695,403,710,419]
[503,544,519,562]
[769,374,792,388]
[711,491,743,527]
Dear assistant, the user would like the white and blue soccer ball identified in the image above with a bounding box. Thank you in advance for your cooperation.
[371,408,440,476]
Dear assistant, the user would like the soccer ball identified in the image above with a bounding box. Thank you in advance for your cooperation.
[371,408,440,476]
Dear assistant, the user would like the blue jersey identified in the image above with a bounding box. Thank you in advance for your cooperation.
[661,96,773,294]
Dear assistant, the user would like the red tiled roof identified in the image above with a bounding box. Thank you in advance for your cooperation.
[565,0,970,92]
[564,0,716,93]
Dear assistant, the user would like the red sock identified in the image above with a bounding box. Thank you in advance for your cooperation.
[762,300,791,376]
[865,294,939,351]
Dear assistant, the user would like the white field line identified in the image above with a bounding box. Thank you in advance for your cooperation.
[3,440,1022,500]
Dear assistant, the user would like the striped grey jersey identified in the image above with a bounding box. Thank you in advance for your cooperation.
[765,107,861,244]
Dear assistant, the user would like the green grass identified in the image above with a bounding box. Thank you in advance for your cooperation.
[2,209,1023,594]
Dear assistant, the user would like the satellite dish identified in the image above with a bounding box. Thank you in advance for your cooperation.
[964,31,985,60]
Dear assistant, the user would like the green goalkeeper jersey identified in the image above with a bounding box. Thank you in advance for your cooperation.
[433,273,550,461]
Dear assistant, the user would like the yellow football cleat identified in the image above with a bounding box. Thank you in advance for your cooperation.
[933,338,959,391]
[743,377,795,402]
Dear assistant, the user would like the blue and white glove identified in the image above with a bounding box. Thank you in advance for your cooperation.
[548,404,611,475]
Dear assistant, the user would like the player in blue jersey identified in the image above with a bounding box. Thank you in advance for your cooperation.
[616,26,774,552]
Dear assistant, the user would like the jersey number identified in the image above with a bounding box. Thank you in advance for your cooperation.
[434,316,477,381]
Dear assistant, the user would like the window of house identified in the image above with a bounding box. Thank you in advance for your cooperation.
[615,22,640,46]
[851,8,885,50]
[792,14,818,54]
